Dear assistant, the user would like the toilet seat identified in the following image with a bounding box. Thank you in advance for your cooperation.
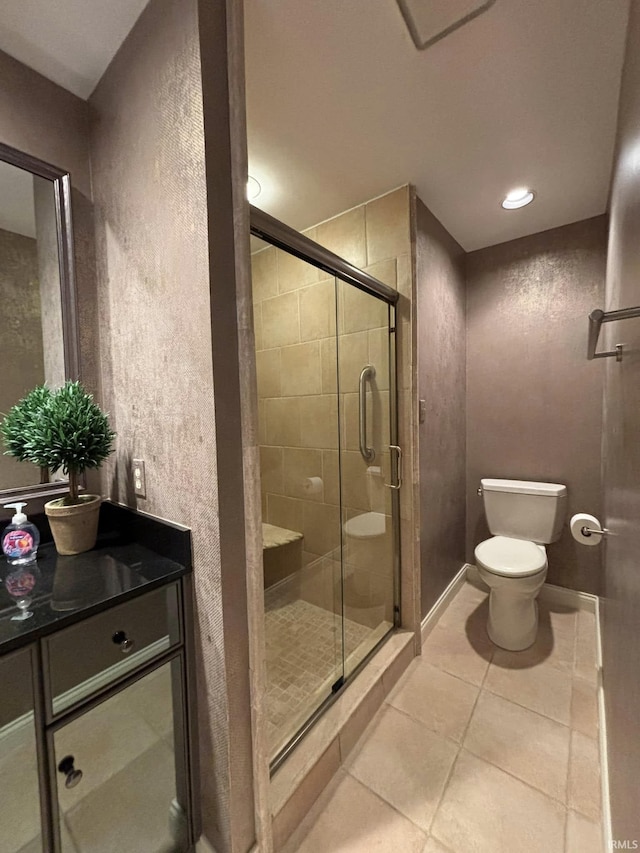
[475,536,546,578]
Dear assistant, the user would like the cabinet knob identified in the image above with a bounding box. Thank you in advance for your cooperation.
[112,630,135,654]
[58,755,83,789]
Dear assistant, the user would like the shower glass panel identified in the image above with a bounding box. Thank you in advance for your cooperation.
[252,240,344,761]
[336,281,396,677]
[251,226,398,766]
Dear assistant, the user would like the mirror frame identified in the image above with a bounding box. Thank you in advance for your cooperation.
[0,141,80,503]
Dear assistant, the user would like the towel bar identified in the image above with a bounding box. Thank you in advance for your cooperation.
[587,306,640,361]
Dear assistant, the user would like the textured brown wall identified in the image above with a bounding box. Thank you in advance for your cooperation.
[0,226,44,489]
[89,0,254,850]
[602,0,640,841]
[0,49,98,403]
[466,217,607,595]
[416,198,467,617]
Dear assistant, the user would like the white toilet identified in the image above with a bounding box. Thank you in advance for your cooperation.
[475,478,567,651]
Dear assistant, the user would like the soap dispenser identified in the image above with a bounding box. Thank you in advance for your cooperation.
[2,503,40,565]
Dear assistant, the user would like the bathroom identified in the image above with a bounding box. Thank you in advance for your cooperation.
[0,0,638,852]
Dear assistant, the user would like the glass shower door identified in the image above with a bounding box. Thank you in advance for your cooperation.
[336,280,397,678]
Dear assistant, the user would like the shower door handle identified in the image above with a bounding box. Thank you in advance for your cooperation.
[359,365,376,463]
[385,445,403,490]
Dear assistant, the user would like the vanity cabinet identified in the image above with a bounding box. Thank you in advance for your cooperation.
[0,507,198,853]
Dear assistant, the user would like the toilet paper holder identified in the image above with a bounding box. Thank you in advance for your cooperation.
[581,524,610,538]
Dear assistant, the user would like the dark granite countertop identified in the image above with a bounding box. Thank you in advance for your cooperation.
[0,503,192,655]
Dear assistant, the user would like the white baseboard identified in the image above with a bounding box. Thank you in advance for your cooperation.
[595,598,612,853]
[421,564,469,644]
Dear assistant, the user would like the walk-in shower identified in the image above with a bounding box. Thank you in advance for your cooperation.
[250,207,400,768]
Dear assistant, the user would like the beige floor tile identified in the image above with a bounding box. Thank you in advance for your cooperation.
[489,618,575,675]
[571,677,599,738]
[17,822,78,853]
[346,705,458,832]
[422,617,493,687]
[65,741,178,853]
[463,691,570,802]
[574,611,599,684]
[431,750,566,853]
[422,838,454,853]
[568,731,601,821]
[437,583,488,630]
[287,770,427,853]
[565,810,603,853]
[388,660,479,743]
[484,651,572,724]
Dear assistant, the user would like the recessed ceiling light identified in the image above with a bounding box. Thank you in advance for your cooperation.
[501,188,535,210]
[247,175,261,201]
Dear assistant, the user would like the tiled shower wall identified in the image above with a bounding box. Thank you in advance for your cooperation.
[251,186,414,624]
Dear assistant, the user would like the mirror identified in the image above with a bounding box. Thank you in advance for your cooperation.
[0,142,78,499]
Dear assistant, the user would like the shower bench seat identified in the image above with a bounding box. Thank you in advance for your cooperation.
[262,522,303,588]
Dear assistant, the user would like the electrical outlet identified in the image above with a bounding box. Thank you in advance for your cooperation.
[133,459,146,498]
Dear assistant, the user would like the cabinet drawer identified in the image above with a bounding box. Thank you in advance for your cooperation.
[44,583,181,715]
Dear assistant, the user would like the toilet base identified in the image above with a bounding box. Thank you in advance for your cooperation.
[487,591,539,651]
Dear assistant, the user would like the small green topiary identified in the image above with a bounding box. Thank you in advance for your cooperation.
[1,381,116,504]
[1,385,53,484]
[24,381,116,504]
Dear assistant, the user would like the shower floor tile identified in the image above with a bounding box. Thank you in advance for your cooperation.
[265,584,372,758]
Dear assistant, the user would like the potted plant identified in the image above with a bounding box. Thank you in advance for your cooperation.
[23,381,115,555]
[1,385,53,484]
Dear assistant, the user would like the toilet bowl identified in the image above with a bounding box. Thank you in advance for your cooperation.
[475,535,547,651]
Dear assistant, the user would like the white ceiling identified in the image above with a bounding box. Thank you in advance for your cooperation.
[245,0,630,250]
[0,0,630,251]
[0,161,36,238]
[0,0,148,99]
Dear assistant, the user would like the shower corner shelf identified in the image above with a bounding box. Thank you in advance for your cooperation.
[587,306,640,362]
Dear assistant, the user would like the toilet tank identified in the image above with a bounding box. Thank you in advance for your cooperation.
[481,478,567,543]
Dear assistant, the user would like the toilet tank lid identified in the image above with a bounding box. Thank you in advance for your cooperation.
[481,478,567,497]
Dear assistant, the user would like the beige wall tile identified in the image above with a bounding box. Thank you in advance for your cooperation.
[253,301,263,351]
[300,395,339,449]
[260,446,284,496]
[431,750,566,853]
[340,451,373,512]
[262,290,299,348]
[265,397,301,446]
[365,187,411,264]
[281,341,322,397]
[256,348,281,398]
[368,328,391,390]
[463,691,570,802]
[300,279,336,341]
[302,501,341,556]
[316,207,367,268]
[251,245,278,302]
[258,398,266,444]
[283,448,323,501]
[396,253,412,298]
[338,675,385,761]
[346,705,458,832]
[299,556,338,611]
[338,331,369,393]
[277,245,319,293]
[339,279,389,334]
[322,451,340,506]
[267,494,304,534]
[321,338,339,393]
[365,258,397,290]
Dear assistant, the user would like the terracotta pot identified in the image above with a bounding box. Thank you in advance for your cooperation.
[45,495,102,556]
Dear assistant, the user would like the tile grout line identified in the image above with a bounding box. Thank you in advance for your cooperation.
[426,639,496,840]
